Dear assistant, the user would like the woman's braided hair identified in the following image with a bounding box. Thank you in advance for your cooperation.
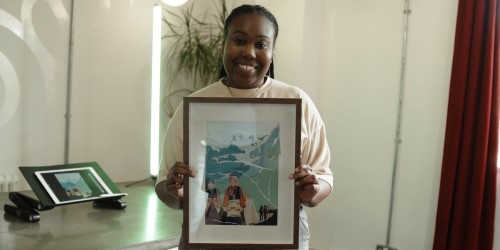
[218,5,279,79]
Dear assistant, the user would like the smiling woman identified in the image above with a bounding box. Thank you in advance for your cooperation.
[155,4,333,250]
[220,12,275,89]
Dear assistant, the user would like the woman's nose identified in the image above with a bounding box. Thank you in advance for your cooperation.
[241,44,256,58]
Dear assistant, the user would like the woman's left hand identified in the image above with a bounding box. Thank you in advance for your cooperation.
[288,164,320,204]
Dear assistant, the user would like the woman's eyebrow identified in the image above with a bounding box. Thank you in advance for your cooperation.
[230,30,248,36]
[256,35,272,40]
[230,31,271,40]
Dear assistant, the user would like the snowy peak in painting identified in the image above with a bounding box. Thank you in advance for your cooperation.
[206,126,277,151]
[206,125,280,167]
[228,132,257,147]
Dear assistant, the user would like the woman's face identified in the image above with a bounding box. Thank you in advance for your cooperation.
[229,177,237,187]
[223,13,275,89]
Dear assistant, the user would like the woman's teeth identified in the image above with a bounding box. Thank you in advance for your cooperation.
[238,64,255,71]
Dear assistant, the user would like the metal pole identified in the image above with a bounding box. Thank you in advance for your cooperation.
[64,0,75,164]
[386,0,411,247]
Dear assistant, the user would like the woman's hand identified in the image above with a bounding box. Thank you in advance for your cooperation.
[289,164,320,203]
[156,161,196,209]
[288,164,331,207]
[166,161,197,199]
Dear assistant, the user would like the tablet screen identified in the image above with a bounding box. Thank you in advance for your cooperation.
[34,167,124,205]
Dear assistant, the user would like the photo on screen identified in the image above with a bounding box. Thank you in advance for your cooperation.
[34,167,119,205]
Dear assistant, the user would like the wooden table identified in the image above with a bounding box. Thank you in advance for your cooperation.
[0,179,182,250]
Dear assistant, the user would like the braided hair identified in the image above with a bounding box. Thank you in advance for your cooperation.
[218,5,279,79]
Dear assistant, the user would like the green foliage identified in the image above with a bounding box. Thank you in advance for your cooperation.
[162,0,228,117]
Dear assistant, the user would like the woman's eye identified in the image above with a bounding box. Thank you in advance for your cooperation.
[234,39,245,45]
[257,42,269,48]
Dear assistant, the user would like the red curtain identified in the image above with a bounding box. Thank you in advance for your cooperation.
[433,0,499,249]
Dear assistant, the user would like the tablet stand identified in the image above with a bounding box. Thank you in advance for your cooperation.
[3,192,53,222]
[4,191,127,222]
[3,162,128,222]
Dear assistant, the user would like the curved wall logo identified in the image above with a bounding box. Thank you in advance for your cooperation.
[0,0,69,126]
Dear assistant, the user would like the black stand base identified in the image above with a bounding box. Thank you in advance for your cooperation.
[93,198,127,209]
[4,192,126,222]
[3,192,51,223]
[4,204,40,223]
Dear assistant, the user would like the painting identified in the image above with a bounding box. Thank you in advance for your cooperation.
[183,97,301,249]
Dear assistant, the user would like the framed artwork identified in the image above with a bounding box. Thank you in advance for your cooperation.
[183,97,302,249]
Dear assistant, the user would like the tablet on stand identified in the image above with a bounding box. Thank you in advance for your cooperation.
[3,162,127,222]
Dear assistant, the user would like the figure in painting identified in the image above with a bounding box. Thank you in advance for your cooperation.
[259,205,264,221]
[205,179,220,224]
[222,175,246,225]
[263,205,268,220]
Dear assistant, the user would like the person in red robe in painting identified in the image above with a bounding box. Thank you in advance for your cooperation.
[222,175,245,225]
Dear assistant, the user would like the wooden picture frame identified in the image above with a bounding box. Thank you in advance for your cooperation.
[183,97,301,249]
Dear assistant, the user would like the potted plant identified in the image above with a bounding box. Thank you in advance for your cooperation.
[162,0,229,117]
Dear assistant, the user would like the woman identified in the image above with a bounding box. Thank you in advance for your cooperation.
[221,175,245,225]
[155,4,333,249]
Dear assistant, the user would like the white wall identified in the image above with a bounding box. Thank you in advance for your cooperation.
[318,1,456,249]
[0,0,71,190]
[0,0,473,250]
[263,0,458,249]
[69,0,158,186]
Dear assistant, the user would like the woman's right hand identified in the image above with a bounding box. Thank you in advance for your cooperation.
[166,161,197,199]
